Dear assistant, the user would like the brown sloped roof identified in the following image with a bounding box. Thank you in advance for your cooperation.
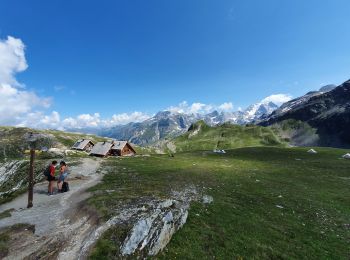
[89,142,113,156]
[72,139,94,150]
[111,141,128,150]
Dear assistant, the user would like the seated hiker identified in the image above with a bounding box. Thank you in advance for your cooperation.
[46,160,57,195]
[57,161,69,192]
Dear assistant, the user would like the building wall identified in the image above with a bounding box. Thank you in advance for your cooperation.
[121,145,135,156]
[85,143,94,152]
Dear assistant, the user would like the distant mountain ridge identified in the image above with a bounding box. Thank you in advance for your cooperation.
[68,81,349,148]
[98,100,279,145]
[260,81,350,148]
[258,85,336,123]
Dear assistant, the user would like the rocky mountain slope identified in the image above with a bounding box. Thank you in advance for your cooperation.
[258,85,336,123]
[260,81,350,148]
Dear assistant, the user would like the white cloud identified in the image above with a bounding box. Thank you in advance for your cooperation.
[57,111,150,129]
[218,102,233,111]
[109,112,150,125]
[17,111,61,129]
[0,36,28,87]
[62,113,101,129]
[0,36,52,126]
[261,94,292,106]
[167,101,233,114]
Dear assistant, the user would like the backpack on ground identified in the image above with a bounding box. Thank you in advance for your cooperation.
[43,166,51,178]
[62,182,69,192]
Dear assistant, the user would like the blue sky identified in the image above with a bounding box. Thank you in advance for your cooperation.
[0,0,350,128]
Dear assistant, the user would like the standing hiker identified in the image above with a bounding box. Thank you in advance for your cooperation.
[46,160,57,195]
[57,161,69,192]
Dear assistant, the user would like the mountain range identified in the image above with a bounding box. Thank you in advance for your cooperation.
[67,81,350,148]
[97,99,279,145]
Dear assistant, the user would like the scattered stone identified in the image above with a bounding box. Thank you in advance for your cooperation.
[307,149,317,154]
[278,195,283,198]
[342,153,350,159]
[202,195,213,204]
[213,149,226,154]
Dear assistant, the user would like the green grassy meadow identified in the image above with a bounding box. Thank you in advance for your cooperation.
[88,146,350,259]
[170,121,285,152]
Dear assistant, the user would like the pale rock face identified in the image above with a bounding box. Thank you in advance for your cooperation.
[0,160,23,184]
[121,218,154,255]
[77,186,199,258]
[120,197,191,256]
[0,160,25,197]
[342,153,350,159]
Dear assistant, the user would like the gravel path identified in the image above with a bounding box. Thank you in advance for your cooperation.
[0,157,102,259]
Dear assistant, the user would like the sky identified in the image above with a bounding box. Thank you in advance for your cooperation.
[1,0,350,129]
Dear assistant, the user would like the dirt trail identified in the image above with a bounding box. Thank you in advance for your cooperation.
[0,157,102,260]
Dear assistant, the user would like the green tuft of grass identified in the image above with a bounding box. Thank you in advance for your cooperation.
[0,209,14,220]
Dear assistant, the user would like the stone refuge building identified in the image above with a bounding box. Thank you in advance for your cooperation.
[89,140,136,157]
[71,139,95,152]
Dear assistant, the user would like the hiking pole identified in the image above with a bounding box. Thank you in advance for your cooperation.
[27,148,35,208]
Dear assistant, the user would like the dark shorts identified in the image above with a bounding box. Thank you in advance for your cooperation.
[47,175,56,182]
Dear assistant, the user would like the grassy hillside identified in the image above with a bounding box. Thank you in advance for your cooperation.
[168,121,284,152]
[88,146,350,259]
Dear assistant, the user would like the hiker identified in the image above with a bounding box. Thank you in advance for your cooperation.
[46,160,57,195]
[57,161,69,192]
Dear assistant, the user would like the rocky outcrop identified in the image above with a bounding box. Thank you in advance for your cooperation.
[76,187,205,258]
[0,161,25,197]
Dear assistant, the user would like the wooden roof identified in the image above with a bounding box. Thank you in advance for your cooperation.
[111,140,136,153]
[89,141,113,156]
[111,141,128,150]
[71,139,93,150]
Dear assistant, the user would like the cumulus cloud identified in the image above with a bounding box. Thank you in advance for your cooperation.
[167,101,233,114]
[261,94,292,106]
[62,113,101,129]
[0,36,28,86]
[58,112,150,129]
[218,102,233,111]
[109,112,150,125]
[0,36,52,126]
[17,111,61,129]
